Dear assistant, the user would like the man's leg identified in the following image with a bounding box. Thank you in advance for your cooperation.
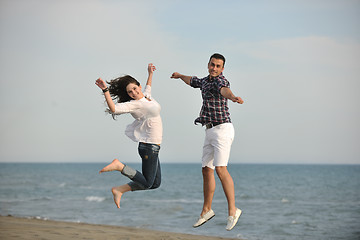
[215,166,236,216]
[201,166,215,216]
[212,123,236,216]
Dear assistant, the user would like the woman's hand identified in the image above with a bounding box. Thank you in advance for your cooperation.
[95,78,115,112]
[146,63,156,87]
[148,63,156,74]
[95,78,107,90]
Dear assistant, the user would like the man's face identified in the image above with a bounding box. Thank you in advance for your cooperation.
[208,57,224,78]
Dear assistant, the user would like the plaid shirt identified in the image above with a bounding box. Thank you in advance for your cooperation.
[190,73,231,126]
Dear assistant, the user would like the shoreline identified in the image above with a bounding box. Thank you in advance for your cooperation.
[0,215,240,240]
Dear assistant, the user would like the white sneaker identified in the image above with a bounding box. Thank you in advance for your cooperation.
[193,209,215,228]
[226,208,242,231]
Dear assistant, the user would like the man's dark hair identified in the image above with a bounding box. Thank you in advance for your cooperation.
[209,53,226,67]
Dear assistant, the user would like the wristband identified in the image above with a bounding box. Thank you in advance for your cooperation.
[102,87,109,93]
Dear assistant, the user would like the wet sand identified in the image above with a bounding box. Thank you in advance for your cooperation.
[0,215,240,240]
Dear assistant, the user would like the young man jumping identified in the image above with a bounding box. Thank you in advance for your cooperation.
[171,53,244,231]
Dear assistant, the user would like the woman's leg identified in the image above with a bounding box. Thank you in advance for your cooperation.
[109,154,160,208]
[127,143,161,191]
[99,160,130,208]
[111,184,131,208]
[149,157,161,189]
[99,159,125,173]
[111,143,160,191]
[99,143,161,205]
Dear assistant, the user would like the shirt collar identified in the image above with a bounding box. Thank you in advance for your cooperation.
[208,72,223,81]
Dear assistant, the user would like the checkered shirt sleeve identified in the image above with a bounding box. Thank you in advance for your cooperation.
[190,74,231,125]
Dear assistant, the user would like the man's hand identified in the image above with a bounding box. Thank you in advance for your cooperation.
[231,96,244,104]
[171,72,181,79]
[170,72,191,85]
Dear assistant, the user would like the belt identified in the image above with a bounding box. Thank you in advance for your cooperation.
[205,122,222,129]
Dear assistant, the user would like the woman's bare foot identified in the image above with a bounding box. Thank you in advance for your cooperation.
[99,159,124,173]
[111,184,131,208]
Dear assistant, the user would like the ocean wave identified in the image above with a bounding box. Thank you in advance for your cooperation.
[147,198,203,204]
[33,216,49,221]
[85,196,106,202]
[239,193,251,199]
[0,196,52,203]
[22,216,50,221]
[30,196,53,202]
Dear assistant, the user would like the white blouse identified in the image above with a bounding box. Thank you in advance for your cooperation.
[113,85,163,144]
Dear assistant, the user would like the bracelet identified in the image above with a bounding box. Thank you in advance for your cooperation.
[102,87,109,93]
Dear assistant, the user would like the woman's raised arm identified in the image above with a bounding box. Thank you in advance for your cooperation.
[146,63,156,87]
[95,78,116,113]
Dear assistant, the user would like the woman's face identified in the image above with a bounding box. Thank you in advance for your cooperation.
[126,83,143,100]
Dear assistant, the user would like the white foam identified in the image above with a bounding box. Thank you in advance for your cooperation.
[85,196,105,202]
[34,216,48,221]
[281,198,290,203]
[147,198,203,204]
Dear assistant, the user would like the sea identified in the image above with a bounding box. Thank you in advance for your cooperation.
[0,162,359,240]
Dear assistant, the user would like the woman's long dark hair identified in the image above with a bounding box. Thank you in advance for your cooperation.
[106,75,140,103]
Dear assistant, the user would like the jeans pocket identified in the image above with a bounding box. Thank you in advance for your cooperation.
[150,144,160,153]
[138,143,160,159]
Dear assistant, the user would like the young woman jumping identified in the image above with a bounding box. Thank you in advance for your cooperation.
[95,63,162,209]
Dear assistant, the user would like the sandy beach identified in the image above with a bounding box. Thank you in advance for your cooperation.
[0,216,240,240]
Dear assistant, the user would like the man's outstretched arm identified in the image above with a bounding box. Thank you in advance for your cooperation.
[171,72,192,85]
[221,87,244,104]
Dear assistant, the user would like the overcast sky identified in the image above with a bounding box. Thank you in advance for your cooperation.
[0,0,359,164]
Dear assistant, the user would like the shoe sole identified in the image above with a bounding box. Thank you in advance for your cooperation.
[193,214,215,228]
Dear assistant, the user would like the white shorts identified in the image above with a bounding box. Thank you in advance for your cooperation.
[202,123,235,169]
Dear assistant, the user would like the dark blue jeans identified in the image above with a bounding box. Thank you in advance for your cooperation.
[121,142,161,191]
